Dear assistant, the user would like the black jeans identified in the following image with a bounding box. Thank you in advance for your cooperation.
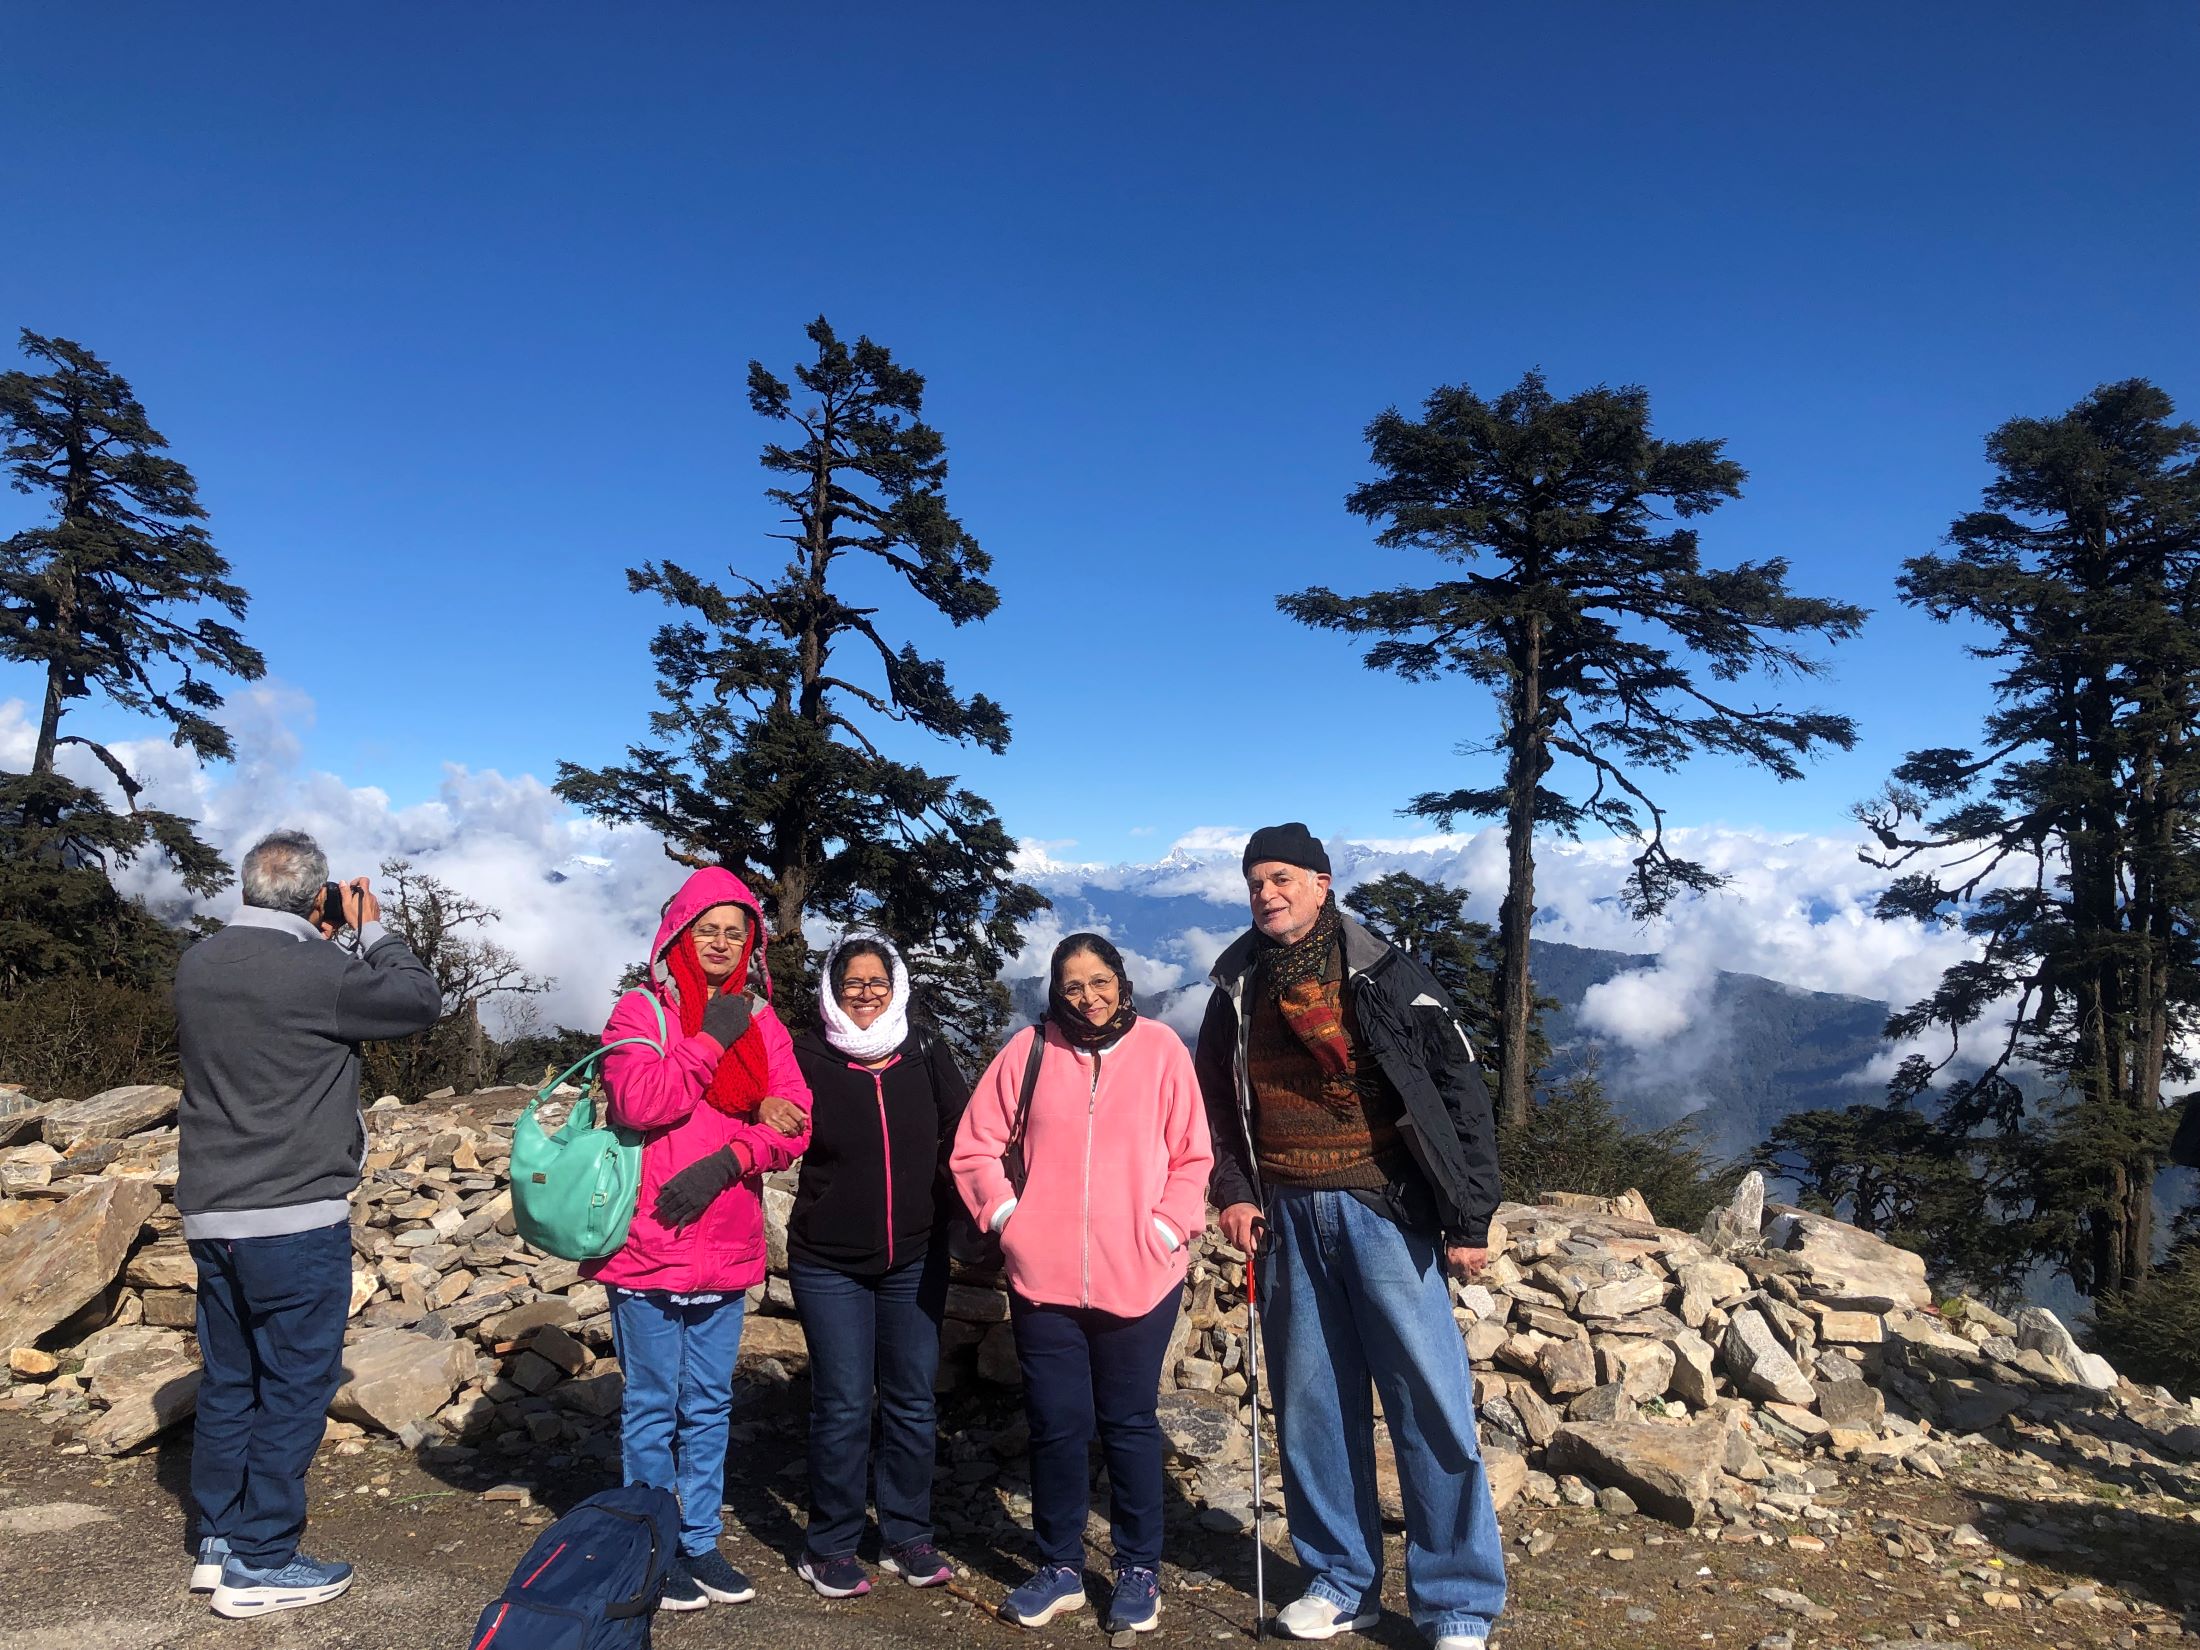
[188,1222,353,1567]
[789,1250,948,1557]
[1010,1283,1182,1572]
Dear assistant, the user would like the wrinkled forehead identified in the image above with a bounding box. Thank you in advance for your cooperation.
[1245,860,1323,886]
[693,902,750,930]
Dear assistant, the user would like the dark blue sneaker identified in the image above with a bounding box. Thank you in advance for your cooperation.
[1107,1566,1160,1633]
[1003,1563,1085,1628]
[209,1553,354,1618]
[685,1547,756,1604]
[881,1538,953,1587]
[189,1536,230,1593]
[797,1551,872,1598]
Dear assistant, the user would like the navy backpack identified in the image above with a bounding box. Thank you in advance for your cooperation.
[466,1485,680,1650]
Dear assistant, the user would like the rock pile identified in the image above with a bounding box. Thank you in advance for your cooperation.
[4,1081,2197,1552]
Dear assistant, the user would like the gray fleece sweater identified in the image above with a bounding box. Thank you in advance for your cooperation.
[173,906,442,1239]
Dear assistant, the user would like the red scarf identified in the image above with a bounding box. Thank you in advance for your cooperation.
[666,928,771,1118]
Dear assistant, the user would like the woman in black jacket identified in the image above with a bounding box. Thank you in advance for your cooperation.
[787,931,969,1600]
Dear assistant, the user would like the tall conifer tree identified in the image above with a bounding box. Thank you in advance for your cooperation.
[1285,371,1864,1126]
[558,319,1041,1053]
[1862,378,2200,1297]
[0,331,262,988]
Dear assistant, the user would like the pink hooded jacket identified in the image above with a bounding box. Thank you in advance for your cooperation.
[585,866,813,1295]
[952,1016,1213,1319]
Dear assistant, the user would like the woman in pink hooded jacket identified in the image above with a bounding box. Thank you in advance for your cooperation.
[952,932,1212,1635]
[591,866,812,1611]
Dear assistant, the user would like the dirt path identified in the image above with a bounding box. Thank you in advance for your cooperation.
[1,1401,2193,1650]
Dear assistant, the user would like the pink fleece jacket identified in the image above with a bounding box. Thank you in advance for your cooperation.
[585,866,812,1296]
[952,1015,1213,1318]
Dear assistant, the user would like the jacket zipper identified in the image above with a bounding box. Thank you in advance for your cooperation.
[1080,1050,1103,1307]
[852,1056,902,1271]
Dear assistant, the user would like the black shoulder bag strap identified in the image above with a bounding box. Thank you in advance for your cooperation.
[1002,1022,1047,1194]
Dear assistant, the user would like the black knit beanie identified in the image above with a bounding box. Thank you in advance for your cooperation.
[1241,822,1331,877]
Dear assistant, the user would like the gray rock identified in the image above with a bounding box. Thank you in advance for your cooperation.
[42,1084,180,1146]
[81,1354,201,1453]
[1546,1415,1726,1526]
[330,1328,480,1434]
[1157,1391,1246,1466]
[2015,1306,2118,1392]
[1721,1309,1817,1407]
[1668,1329,1718,1408]
[0,1177,163,1351]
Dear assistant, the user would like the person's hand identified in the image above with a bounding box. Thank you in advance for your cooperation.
[700,993,752,1049]
[341,877,380,929]
[653,1145,746,1228]
[1445,1243,1489,1281]
[757,1095,804,1137]
[1219,1202,1264,1254]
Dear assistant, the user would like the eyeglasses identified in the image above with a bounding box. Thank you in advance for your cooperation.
[840,980,893,1000]
[1061,979,1118,1001]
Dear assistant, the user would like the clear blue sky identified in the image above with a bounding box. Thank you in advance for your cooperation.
[4,4,2195,863]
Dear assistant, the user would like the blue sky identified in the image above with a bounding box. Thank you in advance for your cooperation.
[4,3,2196,866]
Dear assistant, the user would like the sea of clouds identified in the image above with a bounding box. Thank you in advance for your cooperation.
[5,685,1986,1074]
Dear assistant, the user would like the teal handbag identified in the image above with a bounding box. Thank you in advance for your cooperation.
[509,989,666,1262]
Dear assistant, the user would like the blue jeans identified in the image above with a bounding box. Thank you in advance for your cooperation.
[610,1290,747,1557]
[1010,1284,1180,1572]
[790,1251,947,1556]
[188,1222,353,1567]
[1261,1188,1507,1642]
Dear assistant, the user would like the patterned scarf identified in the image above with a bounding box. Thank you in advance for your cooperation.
[1259,894,1357,1084]
[666,928,771,1118]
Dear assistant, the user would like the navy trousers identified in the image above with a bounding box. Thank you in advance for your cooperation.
[188,1221,353,1567]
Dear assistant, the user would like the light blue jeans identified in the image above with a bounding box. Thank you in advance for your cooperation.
[1261,1188,1507,1643]
[610,1289,747,1557]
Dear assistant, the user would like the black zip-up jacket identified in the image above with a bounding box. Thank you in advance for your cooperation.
[789,1026,970,1275]
[1193,910,1502,1245]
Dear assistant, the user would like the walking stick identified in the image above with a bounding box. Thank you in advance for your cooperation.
[1245,1217,1269,1640]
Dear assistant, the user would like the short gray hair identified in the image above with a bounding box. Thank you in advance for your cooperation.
[240,830,328,917]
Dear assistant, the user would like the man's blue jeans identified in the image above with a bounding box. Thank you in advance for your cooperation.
[189,1222,353,1568]
[1261,1188,1508,1642]
[790,1251,947,1557]
[610,1289,747,1558]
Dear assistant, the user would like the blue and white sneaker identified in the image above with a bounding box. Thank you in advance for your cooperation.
[189,1536,230,1593]
[1107,1566,1160,1633]
[1002,1563,1085,1628]
[209,1552,354,1618]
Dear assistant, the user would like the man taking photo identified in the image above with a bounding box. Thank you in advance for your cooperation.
[172,830,441,1619]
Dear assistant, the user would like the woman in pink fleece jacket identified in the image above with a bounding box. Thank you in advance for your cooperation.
[591,865,812,1611]
[952,932,1212,1635]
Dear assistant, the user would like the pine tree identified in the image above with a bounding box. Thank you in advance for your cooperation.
[0,331,263,989]
[1861,378,2200,1299]
[557,319,1043,1057]
[1284,371,1864,1127]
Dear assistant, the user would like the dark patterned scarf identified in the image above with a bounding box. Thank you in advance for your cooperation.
[1259,895,1357,1082]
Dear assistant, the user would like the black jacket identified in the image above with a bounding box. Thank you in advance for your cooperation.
[1193,911,1502,1245]
[789,1025,970,1275]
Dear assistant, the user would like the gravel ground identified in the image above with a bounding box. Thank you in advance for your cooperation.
[2,1397,2195,1650]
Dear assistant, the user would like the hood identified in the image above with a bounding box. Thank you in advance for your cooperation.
[650,864,771,1008]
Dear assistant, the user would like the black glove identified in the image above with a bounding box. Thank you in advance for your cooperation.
[653,1146,744,1229]
[700,992,752,1049]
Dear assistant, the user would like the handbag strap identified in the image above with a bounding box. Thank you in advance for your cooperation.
[532,988,671,1116]
[1002,1021,1046,1191]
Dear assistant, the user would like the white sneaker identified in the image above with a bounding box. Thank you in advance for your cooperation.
[1275,1592,1380,1639]
[1434,1638,1489,1650]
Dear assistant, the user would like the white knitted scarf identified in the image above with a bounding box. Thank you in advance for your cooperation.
[816,930,911,1063]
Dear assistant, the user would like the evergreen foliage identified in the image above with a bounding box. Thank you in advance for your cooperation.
[2087,1244,2200,1398]
[557,319,1042,1059]
[1860,379,2200,1299]
[0,330,261,990]
[1498,1065,1741,1234]
[1284,371,1863,1127]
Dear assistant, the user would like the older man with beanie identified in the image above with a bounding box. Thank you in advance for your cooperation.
[1194,823,1506,1650]
[172,830,441,1619]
